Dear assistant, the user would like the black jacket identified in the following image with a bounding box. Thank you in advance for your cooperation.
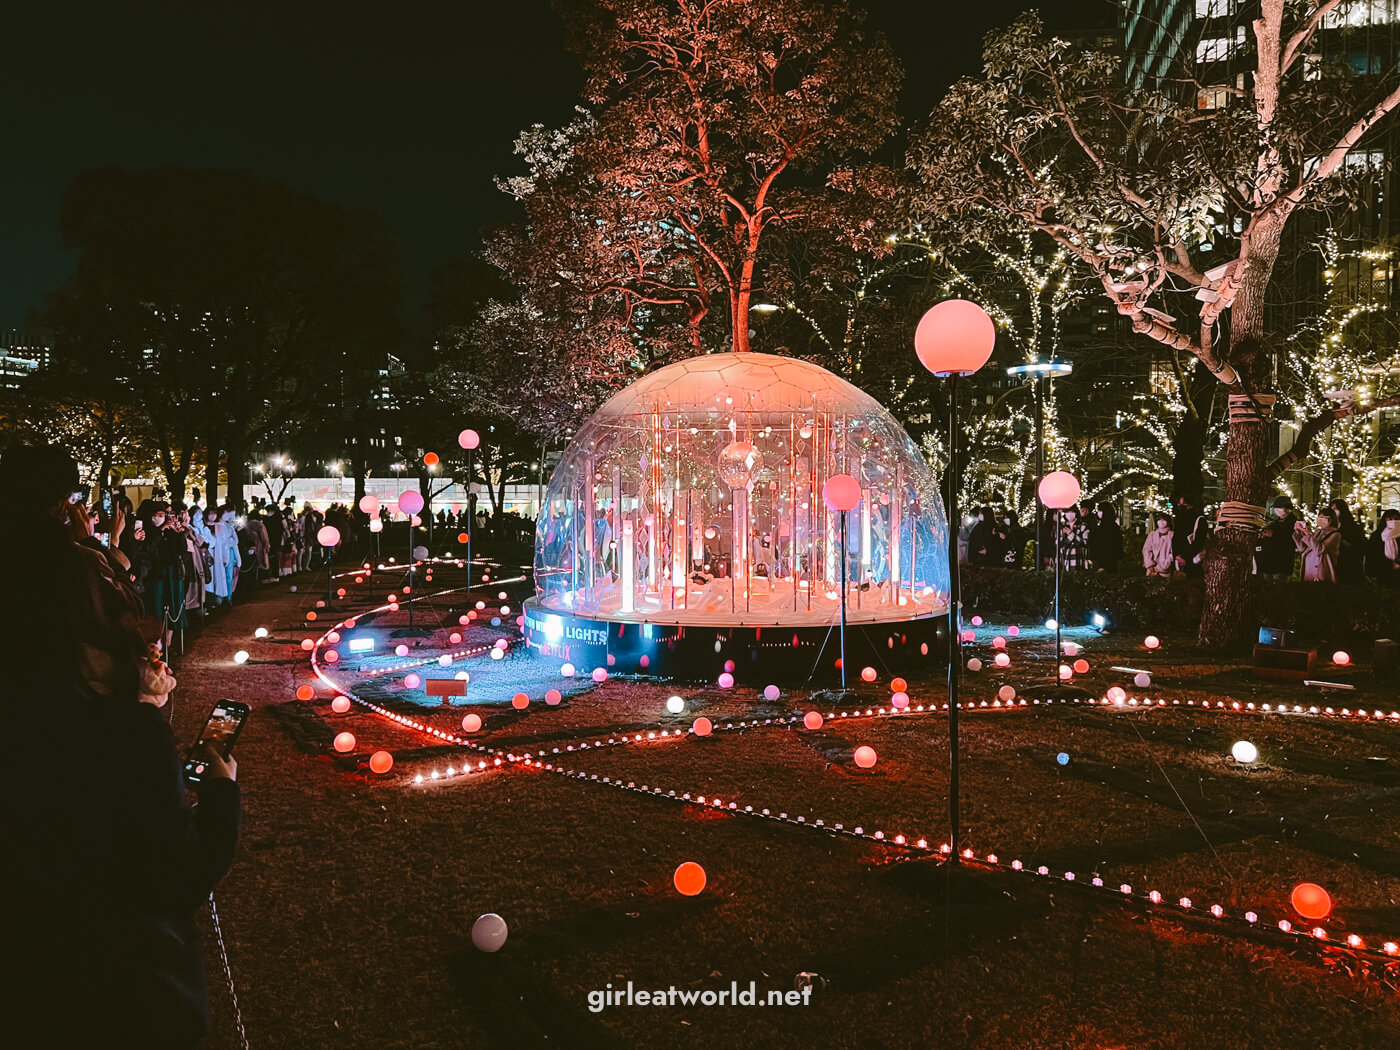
[0,695,241,1045]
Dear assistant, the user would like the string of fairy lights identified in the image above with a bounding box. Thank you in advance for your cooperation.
[275,565,1400,983]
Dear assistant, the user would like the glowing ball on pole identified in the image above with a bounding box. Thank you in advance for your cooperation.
[358,494,380,514]
[398,489,424,516]
[458,429,481,450]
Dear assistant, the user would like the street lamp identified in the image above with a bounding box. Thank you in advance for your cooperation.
[459,429,480,594]
[822,473,862,689]
[915,298,996,863]
[1038,470,1082,696]
[1006,360,1073,569]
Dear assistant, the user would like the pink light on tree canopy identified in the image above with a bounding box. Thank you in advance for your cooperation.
[1037,471,1082,510]
[914,299,996,376]
[458,429,481,450]
[317,525,341,547]
[822,473,862,512]
[398,489,424,516]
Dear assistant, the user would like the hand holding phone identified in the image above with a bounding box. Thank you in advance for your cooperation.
[184,700,249,785]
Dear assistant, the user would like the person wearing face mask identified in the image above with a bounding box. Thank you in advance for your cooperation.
[999,511,1023,568]
[1172,494,1208,577]
[1294,508,1341,582]
[1057,506,1091,572]
[1089,502,1123,574]
[1254,495,1298,581]
[1365,509,1400,588]
[1142,513,1175,576]
[967,506,998,566]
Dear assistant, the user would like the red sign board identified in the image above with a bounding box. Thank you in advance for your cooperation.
[425,678,467,697]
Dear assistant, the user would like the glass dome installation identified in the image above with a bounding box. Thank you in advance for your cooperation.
[532,352,949,627]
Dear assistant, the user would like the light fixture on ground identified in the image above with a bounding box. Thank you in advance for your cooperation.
[916,298,996,864]
[1006,360,1073,570]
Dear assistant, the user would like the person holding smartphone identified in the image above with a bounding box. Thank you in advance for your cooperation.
[0,443,243,1047]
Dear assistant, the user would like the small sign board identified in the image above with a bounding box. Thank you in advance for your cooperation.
[425,678,467,697]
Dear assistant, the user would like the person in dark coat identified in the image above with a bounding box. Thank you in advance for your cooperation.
[1366,509,1400,588]
[1172,494,1208,578]
[1255,495,1298,581]
[0,444,242,1048]
[1329,498,1367,584]
[998,510,1023,568]
[1089,502,1123,573]
[966,506,999,566]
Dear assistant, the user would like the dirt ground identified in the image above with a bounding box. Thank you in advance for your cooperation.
[172,557,1400,1049]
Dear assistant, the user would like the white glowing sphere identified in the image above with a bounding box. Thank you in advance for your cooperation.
[455,671,469,681]
[233,650,249,665]
[438,655,452,666]
[763,684,780,701]
[1045,618,1058,630]
[490,648,504,661]
[368,518,383,533]
[395,644,409,657]
[471,912,508,952]
[994,652,1010,667]
[254,627,269,639]
[561,663,575,677]
[997,685,1015,702]
[1063,642,1079,656]
[666,695,685,714]
[1333,650,1351,666]
[1231,740,1259,764]
[1144,635,1160,649]
[1134,672,1151,688]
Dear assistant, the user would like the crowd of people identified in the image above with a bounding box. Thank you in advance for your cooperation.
[0,444,242,1045]
[964,494,1400,587]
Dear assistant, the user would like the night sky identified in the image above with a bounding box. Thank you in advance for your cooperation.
[1,0,1090,336]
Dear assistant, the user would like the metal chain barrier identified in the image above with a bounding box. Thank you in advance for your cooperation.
[208,893,250,1050]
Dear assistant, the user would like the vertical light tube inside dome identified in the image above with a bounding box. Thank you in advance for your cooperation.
[891,463,902,607]
[585,456,596,608]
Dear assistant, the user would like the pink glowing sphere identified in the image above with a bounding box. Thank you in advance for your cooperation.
[512,692,529,709]
[545,689,562,705]
[914,299,996,376]
[592,667,608,683]
[333,732,356,753]
[458,428,481,450]
[718,672,734,688]
[495,638,509,650]
[315,525,340,547]
[639,654,650,668]
[1008,625,1020,637]
[803,711,824,730]
[724,659,735,673]
[1107,686,1126,703]
[403,673,421,689]
[1037,470,1082,510]
[967,658,982,672]
[358,494,380,514]
[1073,659,1090,674]
[992,636,1006,649]
[395,644,409,656]
[994,652,1010,667]
[331,696,351,713]
[369,750,393,774]
[822,473,862,512]
[692,716,713,737]
[461,713,482,732]
[459,614,470,625]
[961,629,975,642]
[971,616,983,626]
[301,638,314,651]
[1144,635,1161,649]
[892,692,909,709]
[764,684,780,701]
[674,861,707,896]
[998,685,1016,702]
[1059,664,1073,680]
[1333,650,1351,666]
[854,745,878,769]
[449,632,462,644]
[398,489,425,515]
[296,685,315,701]
[606,653,616,667]
[324,649,339,663]
[860,666,877,683]
[1063,641,1080,656]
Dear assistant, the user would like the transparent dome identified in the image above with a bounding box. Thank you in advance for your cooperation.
[533,352,949,626]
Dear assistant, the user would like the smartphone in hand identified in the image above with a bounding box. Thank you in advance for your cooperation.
[183,700,250,785]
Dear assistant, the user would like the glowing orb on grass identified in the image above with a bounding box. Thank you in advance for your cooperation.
[854,746,878,768]
[1008,625,1020,637]
[667,696,685,714]
[449,632,462,644]
[1063,642,1079,657]
[317,525,341,547]
[971,616,983,627]
[891,677,907,693]
[490,648,504,661]
[1056,752,1070,766]
[301,639,314,651]
[1231,740,1259,764]
[994,652,1010,667]
[967,658,982,672]
[1073,659,1089,674]
[1291,882,1332,919]
[545,689,561,705]
[1059,664,1073,680]
[331,696,351,713]
[233,650,249,665]
[1333,650,1351,666]
[306,611,317,621]
[561,663,575,677]
[359,494,380,514]
[413,546,429,562]
[1134,672,1151,688]
[1144,635,1160,649]
[588,667,606,684]
[992,636,1006,649]
[458,429,481,450]
[395,644,409,657]
[1107,686,1126,703]
[1045,618,1058,630]
[763,685,780,701]
[369,750,393,774]
[998,685,1016,702]
[471,912,507,952]
[296,685,314,701]
[892,692,909,709]
[462,713,482,732]
[692,717,713,737]
[324,649,339,663]
[512,693,529,709]
[455,671,470,682]
[803,711,823,730]
[398,490,424,516]
[673,862,707,896]
[333,732,356,753]
[856,666,875,683]
[254,627,268,639]
[718,672,734,688]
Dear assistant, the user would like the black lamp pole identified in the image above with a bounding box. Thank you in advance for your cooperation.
[946,371,962,863]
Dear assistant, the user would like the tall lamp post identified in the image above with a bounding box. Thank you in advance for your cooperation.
[395,488,429,637]
[822,473,862,689]
[1006,360,1073,570]
[915,299,996,863]
[1038,470,1083,698]
[459,429,480,594]
[317,525,341,609]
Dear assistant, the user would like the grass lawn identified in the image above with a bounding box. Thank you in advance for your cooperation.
[173,557,1400,1049]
